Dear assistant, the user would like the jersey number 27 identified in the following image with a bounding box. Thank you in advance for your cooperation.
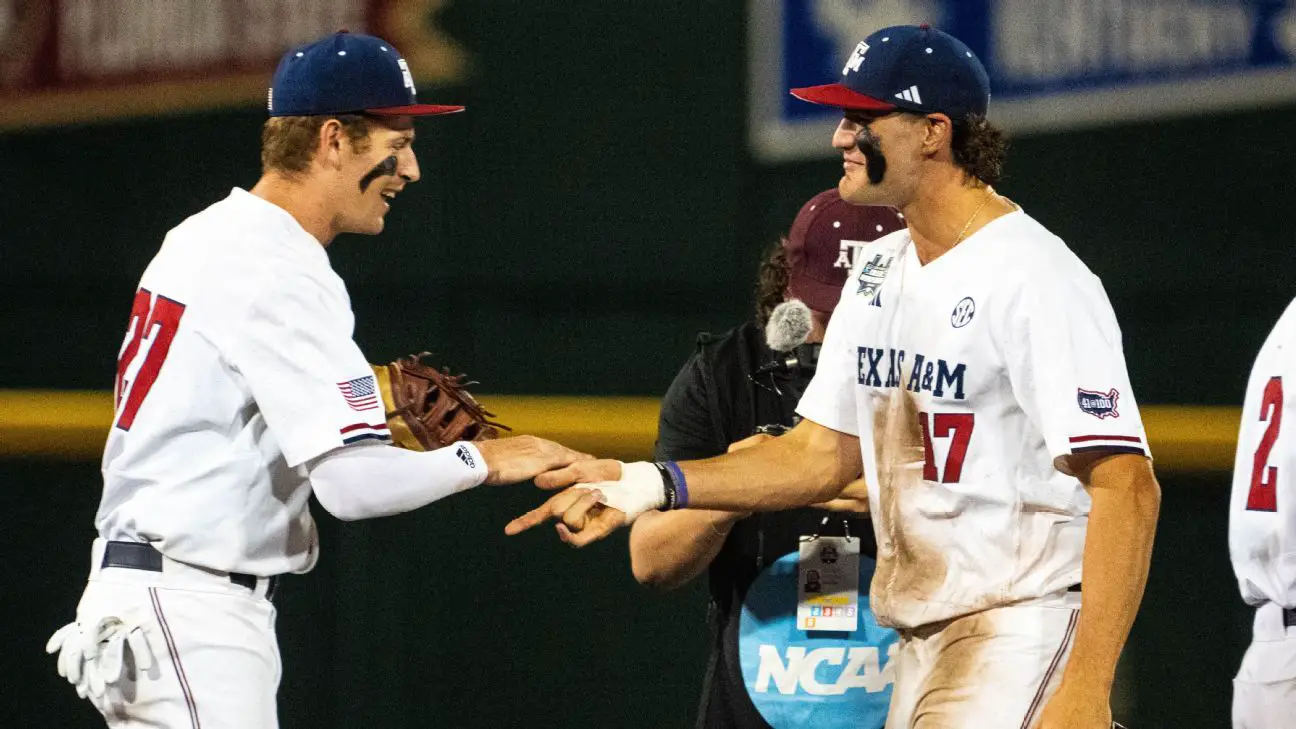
[114,288,187,430]
[1247,376,1283,512]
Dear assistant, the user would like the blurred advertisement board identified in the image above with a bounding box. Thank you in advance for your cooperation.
[750,0,1296,161]
[0,0,466,130]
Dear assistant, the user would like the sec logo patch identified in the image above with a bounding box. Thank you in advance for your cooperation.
[951,297,975,328]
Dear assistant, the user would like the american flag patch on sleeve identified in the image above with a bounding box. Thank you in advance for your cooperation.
[337,375,379,411]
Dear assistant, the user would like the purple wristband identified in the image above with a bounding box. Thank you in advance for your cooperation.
[662,461,689,509]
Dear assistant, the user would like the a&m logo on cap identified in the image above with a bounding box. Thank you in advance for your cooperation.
[842,41,870,75]
[397,58,416,92]
[1077,388,1121,419]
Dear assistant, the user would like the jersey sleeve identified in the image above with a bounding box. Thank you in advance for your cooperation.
[1003,266,1149,474]
[230,273,389,468]
[796,298,861,436]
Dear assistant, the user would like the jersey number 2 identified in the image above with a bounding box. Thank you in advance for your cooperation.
[1247,376,1283,512]
[114,288,186,430]
[919,412,975,483]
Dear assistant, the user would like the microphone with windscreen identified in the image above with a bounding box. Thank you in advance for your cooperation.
[754,300,815,377]
[765,299,813,352]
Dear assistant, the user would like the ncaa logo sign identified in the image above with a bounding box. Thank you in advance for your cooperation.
[950,297,975,328]
[739,552,896,728]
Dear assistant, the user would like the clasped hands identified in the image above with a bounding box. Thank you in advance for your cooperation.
[504,433,868,547]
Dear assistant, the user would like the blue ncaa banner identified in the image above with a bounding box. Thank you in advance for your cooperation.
[749,0,1296,160]
[737,552,897,728]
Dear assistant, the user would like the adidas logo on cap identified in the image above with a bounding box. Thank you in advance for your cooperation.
[895,85,922,104]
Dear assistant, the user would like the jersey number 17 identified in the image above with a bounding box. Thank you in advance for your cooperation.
[114,288,187,430]
[919,412,975,483]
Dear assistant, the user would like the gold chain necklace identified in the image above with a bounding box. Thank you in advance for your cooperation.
[953,188,995,246]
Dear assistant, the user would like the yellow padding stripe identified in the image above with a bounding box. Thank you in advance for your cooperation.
[0,390,661,461]
[0,390,1241,471]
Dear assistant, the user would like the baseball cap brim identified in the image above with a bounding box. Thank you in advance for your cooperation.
[790,84,897,112]
[366,104,465,116]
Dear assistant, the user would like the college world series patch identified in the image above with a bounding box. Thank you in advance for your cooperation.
[856,253,894,307]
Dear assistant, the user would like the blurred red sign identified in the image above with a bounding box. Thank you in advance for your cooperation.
[0,0,466,129]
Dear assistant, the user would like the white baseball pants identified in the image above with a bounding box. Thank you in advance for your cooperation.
[70,539,281,728]
[1233,602,1296,729]
[884,592,1081,729]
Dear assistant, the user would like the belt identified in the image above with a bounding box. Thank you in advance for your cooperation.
[101,541,278,600]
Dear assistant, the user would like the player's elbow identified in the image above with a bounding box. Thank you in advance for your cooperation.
[629,556,659,588]
[1088,454,1161,527]
[310,480,368,522]
[1133,467,1161,522]
[631,558,692,591]
[630,551,677,590]
[628,537,668,588]
[628,523,692,591]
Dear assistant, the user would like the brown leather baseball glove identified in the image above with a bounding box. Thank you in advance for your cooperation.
[370,353,509,450]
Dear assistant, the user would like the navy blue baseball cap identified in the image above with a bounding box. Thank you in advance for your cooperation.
[267,31,463,117]
[791,24,990,121]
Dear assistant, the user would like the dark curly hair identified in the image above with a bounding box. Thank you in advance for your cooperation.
[950,113,1008,186]
[754,239,790,328]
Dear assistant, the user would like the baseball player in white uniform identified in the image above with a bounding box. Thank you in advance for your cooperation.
[45,31,587,729]
[507,25,1161,729]
[1230,298,1296,728]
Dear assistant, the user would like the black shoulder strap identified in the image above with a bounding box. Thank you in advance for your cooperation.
[693,331,733,455]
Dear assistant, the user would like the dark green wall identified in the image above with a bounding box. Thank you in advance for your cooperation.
[2,2,1291,726]
[2,2,1289,403]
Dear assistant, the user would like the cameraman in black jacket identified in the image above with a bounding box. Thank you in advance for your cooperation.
[630,190,904,729]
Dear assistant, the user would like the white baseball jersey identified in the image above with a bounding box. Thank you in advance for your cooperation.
[1230,297,1296,609]
[96,188,391,577]
[798,209,1150,629]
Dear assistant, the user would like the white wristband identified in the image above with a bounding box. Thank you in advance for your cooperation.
[586,461,667,524]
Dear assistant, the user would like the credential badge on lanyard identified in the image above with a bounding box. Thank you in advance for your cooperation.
[797,518,861,632]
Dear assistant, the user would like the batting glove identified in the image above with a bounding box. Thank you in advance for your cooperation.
[46,617,155,699]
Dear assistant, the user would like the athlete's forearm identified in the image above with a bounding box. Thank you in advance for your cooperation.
[628,509,747,590]
[1061,454,1161,692]
[674,420,862,512]
[307,442,487,520]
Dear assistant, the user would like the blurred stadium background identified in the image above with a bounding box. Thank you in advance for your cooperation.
[2,0,1294,726]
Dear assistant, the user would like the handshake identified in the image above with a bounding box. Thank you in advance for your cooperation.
[501,456,669,545]
[485,428,869,547]
[369,353,866,547]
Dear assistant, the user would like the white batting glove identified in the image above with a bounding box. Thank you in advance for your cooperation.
[46,616,155,699]
[583,461,668,524]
